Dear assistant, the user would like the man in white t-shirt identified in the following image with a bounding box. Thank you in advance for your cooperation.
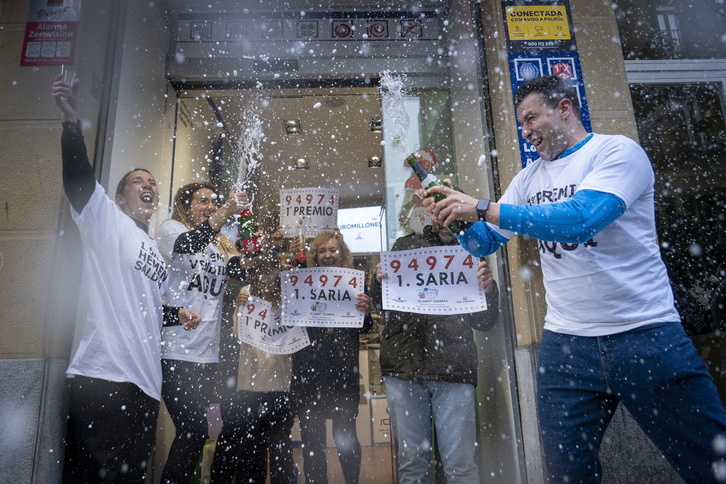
[423,76,726,483]
[53,74,200,483]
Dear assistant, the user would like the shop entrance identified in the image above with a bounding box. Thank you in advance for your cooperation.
[156,83,522,483]
[155,86,395,482]
[150,2,524,482]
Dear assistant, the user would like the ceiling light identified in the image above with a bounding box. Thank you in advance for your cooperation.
[368,156,382,168]
[370,117,382,133]
[284,119,301,134]
[295,157,310,170]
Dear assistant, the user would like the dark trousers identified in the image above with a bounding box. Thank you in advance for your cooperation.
[297,404,361,484]
[63,376,159,484]
[160,359,217,484]
[211,390,295,484]
[538,323,726,484]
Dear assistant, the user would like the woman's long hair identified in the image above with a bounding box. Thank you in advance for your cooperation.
[306,229,353,269]
[171,182,239,261]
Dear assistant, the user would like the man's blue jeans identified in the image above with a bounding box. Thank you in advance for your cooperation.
[384,376,479,484]
[538,322,726,483]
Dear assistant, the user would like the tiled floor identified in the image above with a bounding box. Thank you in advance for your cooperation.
[292,445,395,483]
[190,440,395,483]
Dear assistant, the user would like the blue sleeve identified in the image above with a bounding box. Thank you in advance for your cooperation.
[498,189,626,243]
[456,222,510,257]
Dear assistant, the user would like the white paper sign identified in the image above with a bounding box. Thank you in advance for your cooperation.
[380,246,487,315]
[279,187,339,238]
[237,296,310,354]
[281,267,365,327]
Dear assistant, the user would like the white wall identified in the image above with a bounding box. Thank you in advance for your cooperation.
[168,96,221,213]
[105,0,174,236]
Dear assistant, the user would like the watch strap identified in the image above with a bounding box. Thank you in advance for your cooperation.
[477,199,491,221]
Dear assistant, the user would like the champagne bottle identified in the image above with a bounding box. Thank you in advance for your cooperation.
[405,150,472,234]
[237,208,262,257]
[293,233,308,267]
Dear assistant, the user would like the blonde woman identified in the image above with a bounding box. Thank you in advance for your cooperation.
[290,231,373,484]
[157,182,250,484]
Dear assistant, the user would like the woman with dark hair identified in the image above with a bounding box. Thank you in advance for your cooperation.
[157,182,250,483]
[290,230,373,484]
[52,75,200,483]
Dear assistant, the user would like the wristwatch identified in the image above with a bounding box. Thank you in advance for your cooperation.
[476,199,491,221]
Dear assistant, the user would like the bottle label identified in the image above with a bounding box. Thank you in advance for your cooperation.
[241,237,262,254]
[422,174,439,187]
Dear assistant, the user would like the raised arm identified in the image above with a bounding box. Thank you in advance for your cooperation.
[52,74,95,213]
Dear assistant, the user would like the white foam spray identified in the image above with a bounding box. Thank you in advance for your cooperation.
[234,96,265,198]
[379,70,411,156]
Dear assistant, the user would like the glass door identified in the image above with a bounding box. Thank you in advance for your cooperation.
[628,71,726,401]
[155,2,524,482]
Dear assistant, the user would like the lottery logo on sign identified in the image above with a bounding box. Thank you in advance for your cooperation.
[518,62,540,80]
[380,246,487,315]
[418,288,438,300]
[514,58,543,81]
[311,302,327,312]
[547,57,577,80]
[551,61,573,79]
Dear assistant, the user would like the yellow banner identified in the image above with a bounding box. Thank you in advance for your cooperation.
[505,5,571,41]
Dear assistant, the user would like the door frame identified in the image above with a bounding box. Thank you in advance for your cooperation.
[626,59,726,87]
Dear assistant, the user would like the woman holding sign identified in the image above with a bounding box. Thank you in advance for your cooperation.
[290,231,373,484]
[157,182,251,484]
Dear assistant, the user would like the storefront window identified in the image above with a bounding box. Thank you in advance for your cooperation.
[630,82,726,399]
[615,0,726,60]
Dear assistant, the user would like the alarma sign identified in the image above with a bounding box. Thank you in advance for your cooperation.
[21,0,81,66]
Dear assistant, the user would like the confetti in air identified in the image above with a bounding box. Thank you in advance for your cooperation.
[379,70,411,156]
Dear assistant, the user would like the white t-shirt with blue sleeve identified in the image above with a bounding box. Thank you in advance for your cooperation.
[493,134,680,336]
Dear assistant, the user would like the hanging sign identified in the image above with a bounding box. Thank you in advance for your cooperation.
[380,245,487,315]
[279,187,339,238]
[502,0,591,167]
[237,296,310,354]
[503,2,575,53]
[21,0,81,66]
[281,267,365,327]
